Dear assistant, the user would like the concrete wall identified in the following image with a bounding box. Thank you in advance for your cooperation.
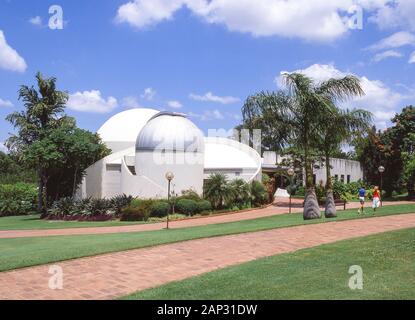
[313,158,363,185]
[261,152,363,185]
[135,150,205,197]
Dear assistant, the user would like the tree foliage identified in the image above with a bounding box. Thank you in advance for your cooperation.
[5,72,110,212]
[354,106,415,198]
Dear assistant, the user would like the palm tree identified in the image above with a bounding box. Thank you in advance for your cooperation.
[203,173,234,209]
[319,108,372,218]
[229,179,251,208]
[282,73,365,219]
[6,72,68,212]
[240,73,365,219]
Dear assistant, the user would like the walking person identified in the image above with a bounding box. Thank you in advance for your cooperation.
[372,186,381,213]
[358,186,366,214]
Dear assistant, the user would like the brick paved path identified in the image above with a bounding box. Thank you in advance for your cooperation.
[1,213,414,300]
[0,199,412,239]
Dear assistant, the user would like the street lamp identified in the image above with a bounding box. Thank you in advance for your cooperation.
[378,166,385,207]
[287,168,295,214]
[165,172,174,229]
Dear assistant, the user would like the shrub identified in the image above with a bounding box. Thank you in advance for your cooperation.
[179,189,202,201]
[47,197,74,217]
[229,179,251,209]
[175,199,199,216]
[150,200,170,217]
[0,183,37,216]
[110,194,133,215]
[120,199,154,221]
[250,180,268,207]
[197,200,212,213]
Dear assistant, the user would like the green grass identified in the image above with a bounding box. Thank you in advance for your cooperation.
[123,227,415,300]
[0,204,414,273]
[0,214,149,230]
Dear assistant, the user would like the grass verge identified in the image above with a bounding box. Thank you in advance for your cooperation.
[123,227,415,300]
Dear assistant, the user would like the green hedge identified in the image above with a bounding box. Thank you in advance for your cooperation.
[175,199,199,216]
[150,201,170,217]
[0,183,37,216]
[175,199,212,216]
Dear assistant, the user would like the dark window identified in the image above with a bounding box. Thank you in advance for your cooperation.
[341,175,345,183]
[313,174,316,186]
[335,174,339,181]
[347,175,351,183]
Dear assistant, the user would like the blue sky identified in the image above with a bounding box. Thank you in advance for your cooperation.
[0,0,414,151]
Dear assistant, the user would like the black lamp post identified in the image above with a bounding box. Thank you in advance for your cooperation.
[165,172,174,229]
[378,166,385,207]
[287,168,295,214]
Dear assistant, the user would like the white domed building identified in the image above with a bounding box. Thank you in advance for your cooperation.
[77,108,262,199]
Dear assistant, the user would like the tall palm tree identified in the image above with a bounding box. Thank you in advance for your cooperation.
[318,108,373,218]
[282,73,365,219]
[240,73,365,219]
[6,72,68,212]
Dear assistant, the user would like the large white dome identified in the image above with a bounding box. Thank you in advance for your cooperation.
[98,108,159,143]
[136,112,205,153]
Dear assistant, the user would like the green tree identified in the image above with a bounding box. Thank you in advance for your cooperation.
[6,72,68,212]
[241,73,364,220]
[318,108,372,218]
[6,72,110,212]
[353,106,414,198]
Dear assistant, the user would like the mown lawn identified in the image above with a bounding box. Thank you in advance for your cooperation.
[0,204,414,272]
[0,214,147,230]
[123,227,415,300]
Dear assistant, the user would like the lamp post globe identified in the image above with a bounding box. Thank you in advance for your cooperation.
[378,166,385,173]
[287,168,295,176]
[165,172,175,181]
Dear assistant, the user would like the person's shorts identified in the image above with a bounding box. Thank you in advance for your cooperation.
[372,198,380,208]
[359,197,365,204]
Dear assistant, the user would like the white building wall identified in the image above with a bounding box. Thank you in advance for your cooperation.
[313,158,363,185]
[135,151,205,197]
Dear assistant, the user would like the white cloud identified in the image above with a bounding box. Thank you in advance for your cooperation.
[373,50,403,62]
[29,16,42,26]
[140,87,156,100]
[167,100,183,108]
[369,0,415,31]
[189,92,240,104]
[189,109,225,121]
[0,98,13,108]
[122,96,142,108]
[277,63,406,126]
[372,110,396,121]
[367,31,415,51]
[409,51,415,64]
[0,30,27,73]
[67,90,118,113]
[116,0,185,28]
[115,1,415,42]
[116,0,374,41]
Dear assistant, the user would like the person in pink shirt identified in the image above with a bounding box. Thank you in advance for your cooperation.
[372,186,381,213]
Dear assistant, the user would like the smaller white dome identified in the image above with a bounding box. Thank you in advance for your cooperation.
[98,108,159,143]
[136,112,205,153]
